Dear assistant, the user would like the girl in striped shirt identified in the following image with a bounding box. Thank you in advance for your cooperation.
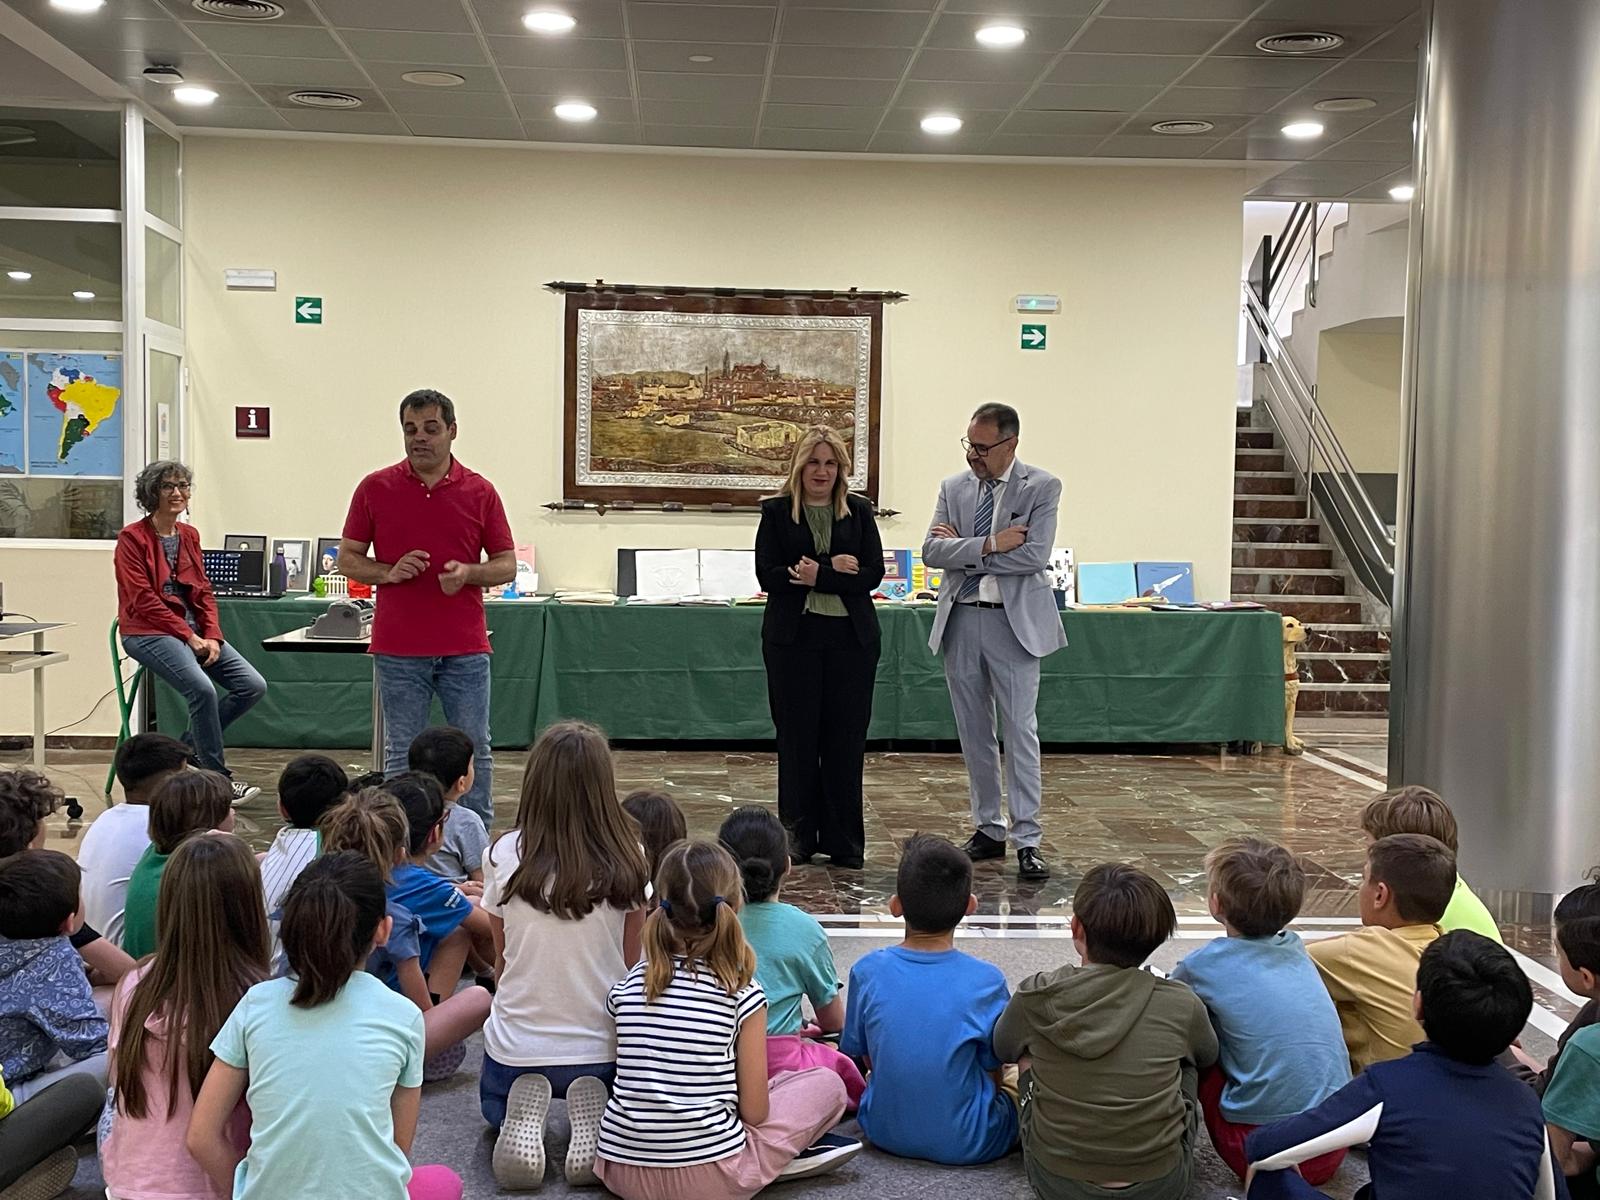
[594,840,860,1200]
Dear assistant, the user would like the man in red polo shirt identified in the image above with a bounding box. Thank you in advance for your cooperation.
[338,389,515,825]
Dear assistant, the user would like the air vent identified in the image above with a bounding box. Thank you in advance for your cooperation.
[1255,31,1345,55]
[288,90,363,109]
[1313,96,1377,113]
[192,0,285,19]
[1150,120,1215,135]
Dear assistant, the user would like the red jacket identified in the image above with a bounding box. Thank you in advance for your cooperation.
[114,518,224,643]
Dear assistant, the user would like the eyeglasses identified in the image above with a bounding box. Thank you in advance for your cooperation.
[960,434,1016,457]
[158,481,192,494]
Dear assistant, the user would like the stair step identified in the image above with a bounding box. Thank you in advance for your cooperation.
[1303,624,1391,653]
[1232,570,1350,596]
[1296,683,1390,715]
[1245,596,1365,623]
[1234,520,1324,544]
[1235,472,1300,496]
[1231,543,1333,569]
[1235,451,1287,472]
[1236,430,1275,450]
[1297,655,1391,684]
[1236,408,1254,428]
[1234,497,1308,518]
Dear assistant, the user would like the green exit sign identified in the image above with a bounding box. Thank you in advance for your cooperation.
[1021,323,1046,350]
[295,296,323,324]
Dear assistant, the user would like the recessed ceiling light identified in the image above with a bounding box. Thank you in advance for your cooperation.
[1256,31,1345,55]
[72,290,95,301]
[6,271,31,282]
[1314,96,1377,113]
[400,70,466,88]
[975,23,1027,48]
[1389,183,1415,201]
[921,113,962,135]
[523,9,575,33]
[173,85,219,106]
[553,101,597,122]
[1281,120,1324,139]
[49,0,105,11]
[1151,119,1215,135]
[688,54,715,63]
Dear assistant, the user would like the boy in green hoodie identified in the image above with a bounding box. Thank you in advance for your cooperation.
[994,862,1218,1200]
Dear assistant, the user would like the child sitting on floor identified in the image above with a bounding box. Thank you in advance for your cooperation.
[0,1061,102,1200]
[0,851,110,1104]
[186,853,464,1200]
[621,790,686,885]
[408,727,489,894]
[480,722,648,1189]
[841,834,1016,1165]
[121,771,235,959]
[103,834,269,1200]
[719,805,862,1108]
[595,840,859,1200]
[0,767,132,987]
[1172,837,1350,1185]
[260,754,348,970]
[319,789,490,1072]
[1513,877,1600,1092]
[995,861,1218,1199]
[1247,931,1561,1200]
[1309,832,1454,1072]
[1360,785,1501,942]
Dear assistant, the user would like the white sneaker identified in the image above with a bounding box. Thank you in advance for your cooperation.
[229,780,261,807]
[777,1131,862,1180]
[564,1074,608,1186]
[493,1072,551,1189]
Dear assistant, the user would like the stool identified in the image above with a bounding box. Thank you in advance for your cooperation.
[104,619,146,800]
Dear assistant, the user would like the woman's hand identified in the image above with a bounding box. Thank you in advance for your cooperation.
[188,635,221,666]
[830,554,859,575]
[789,557,819,587]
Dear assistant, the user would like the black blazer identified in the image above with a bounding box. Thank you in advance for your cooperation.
[755,493,884,648]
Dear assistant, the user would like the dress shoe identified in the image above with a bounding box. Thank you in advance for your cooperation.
[825,853,864,870]
[786,829,816,866]
[1017,847,1051,880]
[961,830,1007,862]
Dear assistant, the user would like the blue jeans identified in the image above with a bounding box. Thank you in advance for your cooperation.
[122,634,267,776]
[374,653,493,826]
[480,1053,615,1128]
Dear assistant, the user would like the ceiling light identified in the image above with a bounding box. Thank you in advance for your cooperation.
[553,101,597,122]
[1281,120,1324,139]
[72,290,95,301]
[975,23,1027,48]
[1314,96,1377,113]
[6,271,31,282]
[49,0,105,11]
[921,113,962,135]
[1389,183,1415,201]
[173,85,219,106]
[523,9,575,33]
[688,54,715,63]
[400,71,466,87]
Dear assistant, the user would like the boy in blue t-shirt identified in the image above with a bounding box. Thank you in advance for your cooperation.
[840,834,1017,1165]
[1172,837,1350,1185]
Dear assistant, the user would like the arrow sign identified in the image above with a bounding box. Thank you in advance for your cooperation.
[1020,323,1046,350]
[295,296,323,324]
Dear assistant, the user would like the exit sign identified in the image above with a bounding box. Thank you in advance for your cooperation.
[294,296,323,324]
[1021,323,1047,350]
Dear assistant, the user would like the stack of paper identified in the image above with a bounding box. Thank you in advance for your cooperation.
[553,590,618,605]
[630,548,760,602]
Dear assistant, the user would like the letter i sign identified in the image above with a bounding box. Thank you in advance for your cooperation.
[234,406,271,438]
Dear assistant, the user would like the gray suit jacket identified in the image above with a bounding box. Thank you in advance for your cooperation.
[921,459,1070,659]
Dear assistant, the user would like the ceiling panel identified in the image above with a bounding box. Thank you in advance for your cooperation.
[760,104,885,132]
[511,94,634,122]
[1046,53,1194,86]
[75,48,233,85]
[1023,83,1164,111]
[626,3,777,44]
[866,129,989,154]
[636,72,765,103]
[468,0,628,39]
[632,41,771,73]
[920,13,1091,53]
[943,0,1098,14]
[1071,18,1238,56]
[362,62,507,92]
[519,115,641,141]
[282,109,409,134]
[639,98,761,127]
[779,8,930,48]
[337,30,487,65]
[404,114,526,139]
[876,108,1008,136]
[139,103,292,130]
[772,45,913,79]
[1182,55,1333,88]
[997,108,1136,137]
[1144,86,1294,116]
[497,66,634,97]
[983,133,1108,157]
[1097,134,1218,158]
[757,128,872,152]
[1301,57,1421,92]
[485,36,628,71]
[765,76,899,106]
[313,0,474,33]
[1100,0,1260,16]
[896,79,1032,109]
[1253,0,1420,21]
[385,89,517,117]
[180,22,347,59]
[220,54,369,88]
[907,48,1059,84]
[1210,21,1389,59]
[643,124,751,148]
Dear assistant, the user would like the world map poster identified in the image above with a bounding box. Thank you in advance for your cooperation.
[0,351,123,478]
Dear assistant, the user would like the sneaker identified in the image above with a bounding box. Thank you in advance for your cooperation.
[493,1072,551,1189]
[563,1074,608,1186]
[229,780,261,807]
[4,1146,77,1200]
[777,1131,862,1181]
[421,1040,467,1083]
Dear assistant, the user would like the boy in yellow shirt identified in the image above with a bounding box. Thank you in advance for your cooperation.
[1359,786,1501,942]
[1309,833,1455,1073]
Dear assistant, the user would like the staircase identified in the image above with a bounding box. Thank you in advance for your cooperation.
[1231,409,1391,715]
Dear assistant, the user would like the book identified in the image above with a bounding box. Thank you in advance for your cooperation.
[1078,562,1137,605]
[1136,561,1195,604]
[880,549,913,599]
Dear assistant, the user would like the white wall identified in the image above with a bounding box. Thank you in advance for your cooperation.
[1283,201,1409,381]
[1316,326,1403,473]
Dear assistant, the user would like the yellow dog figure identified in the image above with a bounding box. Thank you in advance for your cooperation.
[1282,615,1307,755]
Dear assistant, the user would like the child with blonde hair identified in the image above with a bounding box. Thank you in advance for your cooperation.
[480,722,649,1188]
[594,840,859,1200]
[104,834,269,1200]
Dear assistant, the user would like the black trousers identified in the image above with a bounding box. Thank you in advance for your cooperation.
[762,614,879,861]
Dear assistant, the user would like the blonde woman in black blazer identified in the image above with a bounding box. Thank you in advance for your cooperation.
[755,426,884,870]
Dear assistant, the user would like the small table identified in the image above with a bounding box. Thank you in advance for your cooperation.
[0,622,73,768]
[261,627,383,772]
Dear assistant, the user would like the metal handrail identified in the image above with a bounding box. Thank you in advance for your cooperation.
[1243,284,1396,579]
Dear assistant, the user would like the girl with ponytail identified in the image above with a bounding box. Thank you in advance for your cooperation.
[594,839,861,1200]
[185,853,464,1200]
[717,806,863,1109]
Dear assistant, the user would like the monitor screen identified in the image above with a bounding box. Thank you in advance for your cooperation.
[203,548,266,592]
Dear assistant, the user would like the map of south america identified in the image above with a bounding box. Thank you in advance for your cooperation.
[24,353,123,477]
[48,365,120,460]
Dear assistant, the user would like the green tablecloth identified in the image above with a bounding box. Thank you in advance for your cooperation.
[156,599,1285,749]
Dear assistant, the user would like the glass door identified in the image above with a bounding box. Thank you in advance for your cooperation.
[145,335,184,463]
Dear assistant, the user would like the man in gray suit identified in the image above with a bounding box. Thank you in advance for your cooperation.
[923,402,1067,880]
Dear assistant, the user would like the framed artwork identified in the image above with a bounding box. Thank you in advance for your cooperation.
[563,291,882,507]
[312,536,342,586]
[223,534,266,553]
[272,537,311,593]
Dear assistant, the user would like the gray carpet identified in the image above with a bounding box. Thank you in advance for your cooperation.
[65,935,1557,1199]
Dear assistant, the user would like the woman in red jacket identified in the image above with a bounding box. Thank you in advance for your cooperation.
[115,460,266,804]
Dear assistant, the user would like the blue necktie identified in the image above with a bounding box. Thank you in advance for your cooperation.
[957,479,996,601]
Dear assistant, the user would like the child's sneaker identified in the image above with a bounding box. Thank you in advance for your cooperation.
[5,1146,78,1200]
[229,780,261,807]
[493,1072,552,1189]
[421,1040,467,1083]
[563,1075,608,1186]
[777,1131,862,1180]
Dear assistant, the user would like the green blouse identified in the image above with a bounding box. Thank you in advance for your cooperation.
[802,504,849,618]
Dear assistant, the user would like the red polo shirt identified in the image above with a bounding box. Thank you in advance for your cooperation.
[342,458,514,657]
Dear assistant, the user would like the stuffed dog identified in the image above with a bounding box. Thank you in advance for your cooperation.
[1282,614,1307,755]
